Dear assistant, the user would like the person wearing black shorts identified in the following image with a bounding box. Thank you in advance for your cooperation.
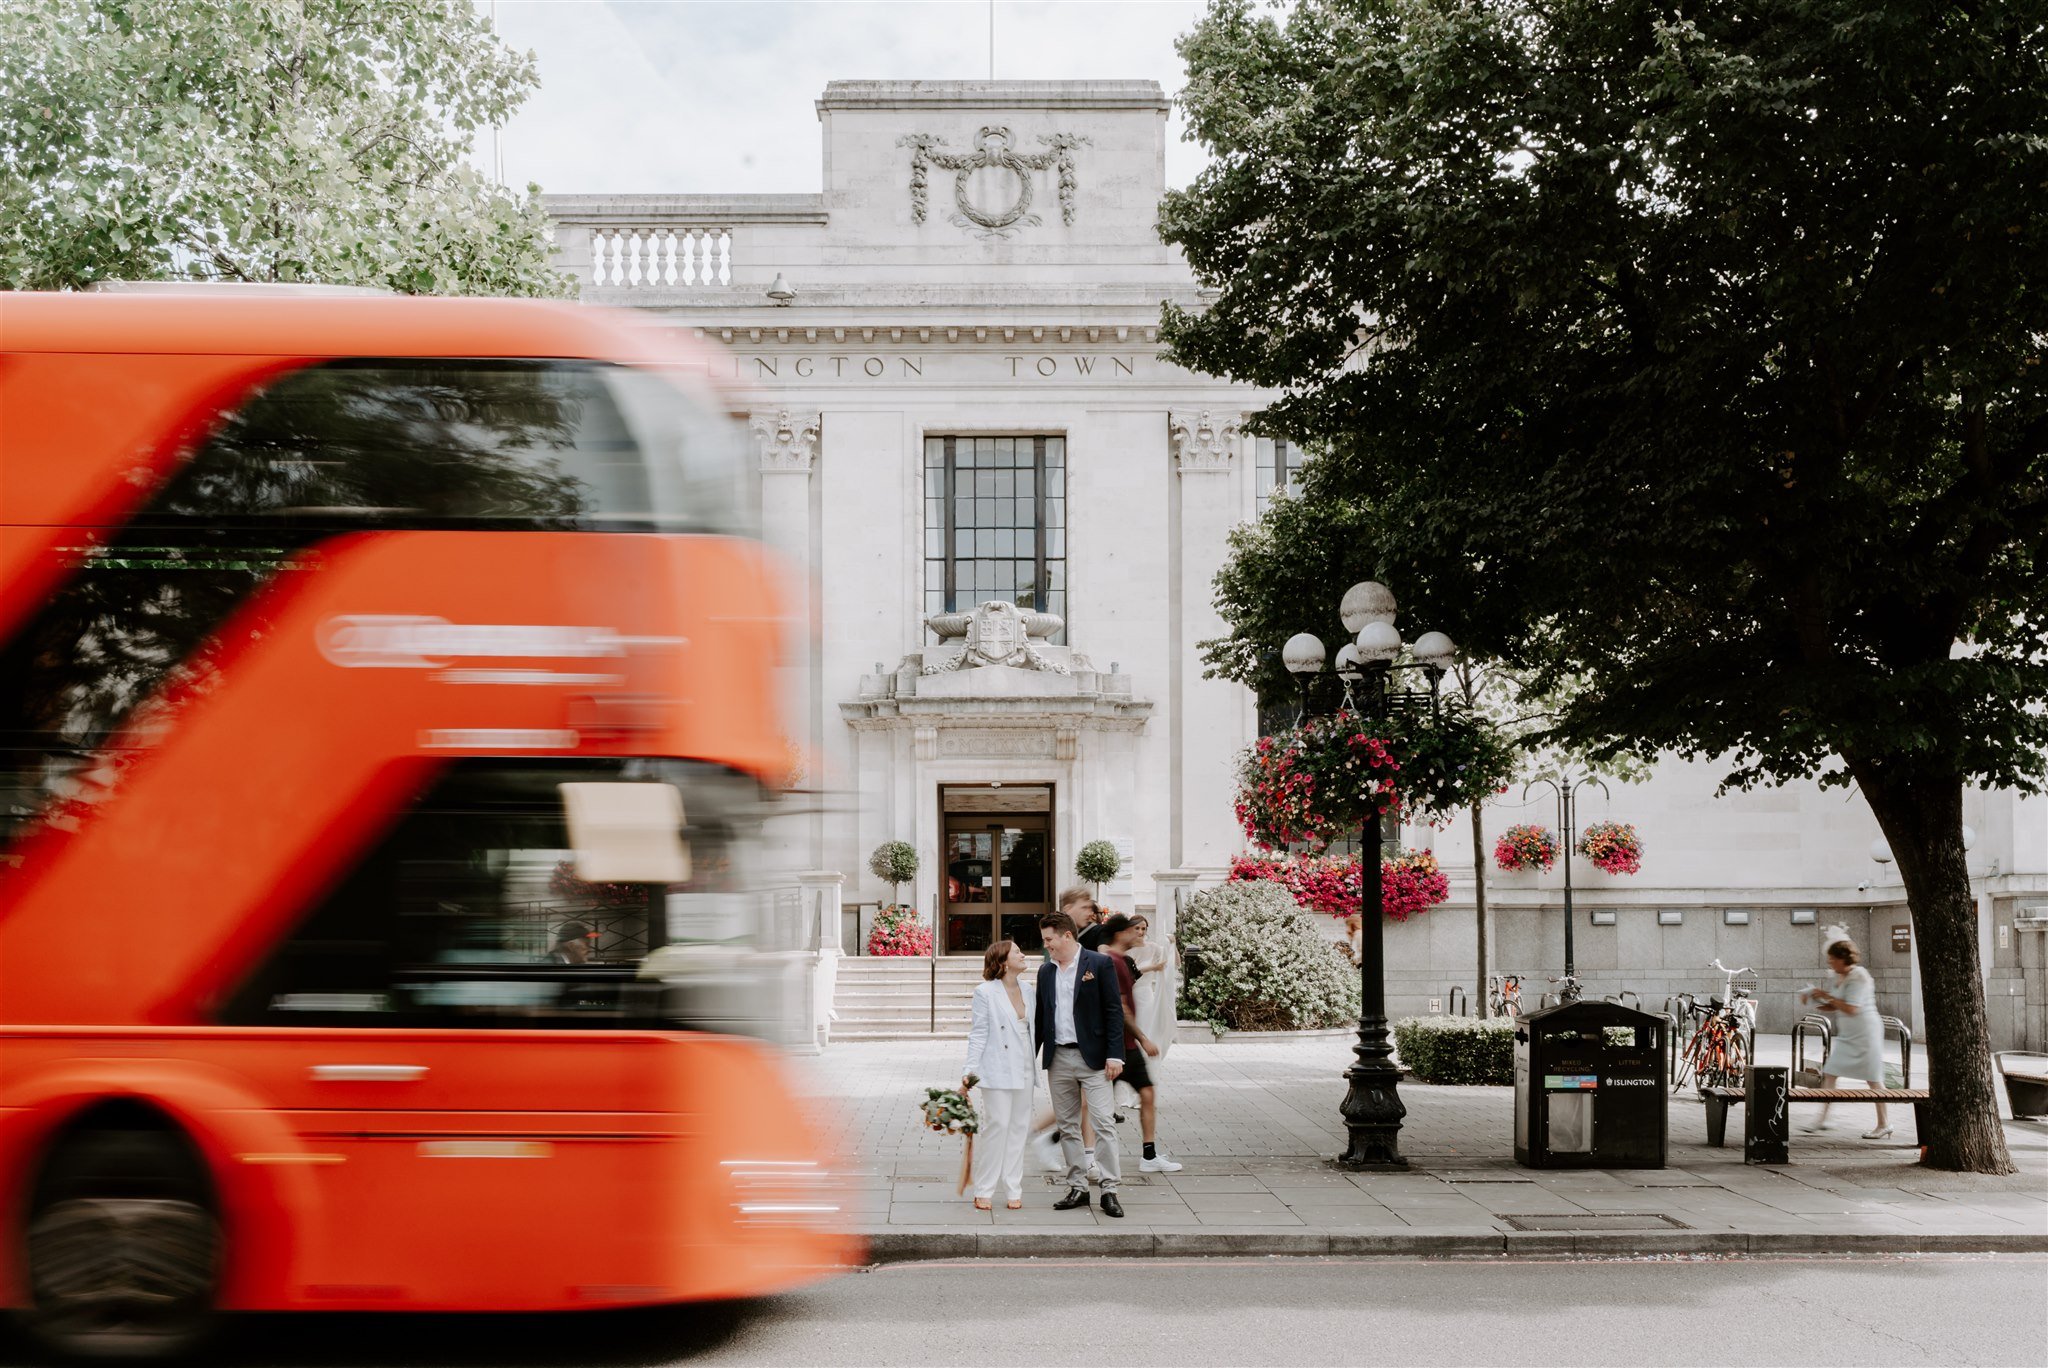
[1099,914,1181,1173]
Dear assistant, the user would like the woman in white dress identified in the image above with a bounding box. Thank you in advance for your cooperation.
[962,940,1036,1210]
[1806,939,1891,1138]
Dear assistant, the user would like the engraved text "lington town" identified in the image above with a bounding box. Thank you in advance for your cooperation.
[738,355,1138,379]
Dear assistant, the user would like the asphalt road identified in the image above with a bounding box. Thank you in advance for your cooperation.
[5,1256,2041,1367]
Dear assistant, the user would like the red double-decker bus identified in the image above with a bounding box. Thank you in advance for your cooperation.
[0,289,852,1358]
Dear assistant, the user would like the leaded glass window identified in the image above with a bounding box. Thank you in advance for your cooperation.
[923,436,1065,641]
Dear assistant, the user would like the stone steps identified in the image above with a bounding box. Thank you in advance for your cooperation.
[833,956,987,1039]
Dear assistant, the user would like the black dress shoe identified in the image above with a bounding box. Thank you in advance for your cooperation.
[1052,1187,1091,1211]
[1099,1193,1124,1219]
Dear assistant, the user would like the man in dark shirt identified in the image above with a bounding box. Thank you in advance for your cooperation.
[1100,914,1182,1173]
[1063,887,1110,951]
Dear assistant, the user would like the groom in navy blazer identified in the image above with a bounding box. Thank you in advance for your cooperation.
[1035,908,1125,1217]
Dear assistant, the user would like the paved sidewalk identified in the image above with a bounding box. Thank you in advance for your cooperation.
[794,1036,2048,1259]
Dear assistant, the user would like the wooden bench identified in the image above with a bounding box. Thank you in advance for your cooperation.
[1702,1085,1929,1147]
[1996,1052,2048,1118]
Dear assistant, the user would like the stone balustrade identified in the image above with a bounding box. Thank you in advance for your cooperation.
[545,194,829,295]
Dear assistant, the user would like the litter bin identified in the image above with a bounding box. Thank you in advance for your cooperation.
[1513,999,1668,1169]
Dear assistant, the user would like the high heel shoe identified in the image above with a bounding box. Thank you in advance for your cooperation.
[1862,1125,1895,1140]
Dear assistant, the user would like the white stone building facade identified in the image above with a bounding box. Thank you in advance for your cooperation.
[546,80,2048,1049]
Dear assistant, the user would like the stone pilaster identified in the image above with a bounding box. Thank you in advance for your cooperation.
[1169,412,1252,867]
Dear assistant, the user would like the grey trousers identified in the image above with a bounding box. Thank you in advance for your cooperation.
[1048,1045,1120,1192]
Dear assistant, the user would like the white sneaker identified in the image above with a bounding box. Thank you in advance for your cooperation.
[1031,1133,1064,1172]
[1086,1161,1104,1184]
[1139,1153,1184,1173]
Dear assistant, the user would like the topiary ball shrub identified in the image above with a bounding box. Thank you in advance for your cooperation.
[868,840,919,889]
[1178,880,1360,1032]
[1391,1016,1515,1085]
[1075,839,1121,886]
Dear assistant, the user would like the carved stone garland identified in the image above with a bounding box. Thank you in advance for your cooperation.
[896,127,1090,237]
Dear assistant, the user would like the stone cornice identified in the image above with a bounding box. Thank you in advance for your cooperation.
[818,80,1169,114]
[543,193,828,224]
[840,699,1153,731]
[693,321,1164,348]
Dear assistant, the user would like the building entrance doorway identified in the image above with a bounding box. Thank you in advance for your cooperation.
[941,785,1052,955]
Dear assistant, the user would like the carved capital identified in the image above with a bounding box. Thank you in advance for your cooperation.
[1169,410,1243,473]
[751,409,820,474]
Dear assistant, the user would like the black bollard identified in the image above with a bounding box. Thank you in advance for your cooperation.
[1745,1065,1790,1164]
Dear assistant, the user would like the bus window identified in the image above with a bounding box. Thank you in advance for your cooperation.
[0,360,743,848]
[217,759,760,1028]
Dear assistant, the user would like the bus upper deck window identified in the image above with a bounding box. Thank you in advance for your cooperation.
[128,359,741,535]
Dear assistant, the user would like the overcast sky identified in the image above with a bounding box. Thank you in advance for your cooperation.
[488,0,1211,195]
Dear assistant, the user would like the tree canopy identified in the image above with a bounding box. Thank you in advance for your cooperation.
[0,0,568,295]
[1161,0,2047,1173]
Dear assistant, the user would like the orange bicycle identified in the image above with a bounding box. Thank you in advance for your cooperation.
[1673,961,1755,1092]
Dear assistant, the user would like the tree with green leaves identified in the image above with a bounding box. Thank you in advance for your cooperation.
[1163,0,2048,1173]
[0,0,568,295]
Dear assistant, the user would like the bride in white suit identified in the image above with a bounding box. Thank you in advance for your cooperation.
[963,940,1036,1210]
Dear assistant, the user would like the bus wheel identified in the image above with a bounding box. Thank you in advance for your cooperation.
[20,1120,221,1361]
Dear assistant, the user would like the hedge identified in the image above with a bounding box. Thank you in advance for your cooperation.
[1392,1016,1515,1085]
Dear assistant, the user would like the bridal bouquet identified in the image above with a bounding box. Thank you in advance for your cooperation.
[922,1075,980,1195]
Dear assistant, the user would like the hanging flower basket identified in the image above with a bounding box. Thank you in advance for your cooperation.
[1493,824,1559,873]
[1227,849,1450,922]
[866,903,933,956]
[1232,707,1514,856]
[1577,821,1643,875]
[1232,711,1399,853]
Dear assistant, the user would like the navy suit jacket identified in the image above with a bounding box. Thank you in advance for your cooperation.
[1036,948,1126,1073]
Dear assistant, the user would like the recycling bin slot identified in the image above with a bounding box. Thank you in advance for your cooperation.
[1514,999,1668,1169]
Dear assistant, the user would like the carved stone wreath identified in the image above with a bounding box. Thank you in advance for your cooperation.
[896,127,1090,237]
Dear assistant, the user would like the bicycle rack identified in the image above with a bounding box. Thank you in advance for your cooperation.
[1882,1015,1913,1088]
[1447,986,1467,1018]
[1603,989,1642,1011]
[1793,1013,1833,1084]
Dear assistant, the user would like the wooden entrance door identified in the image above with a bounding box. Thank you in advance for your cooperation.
[941,795,1052,955]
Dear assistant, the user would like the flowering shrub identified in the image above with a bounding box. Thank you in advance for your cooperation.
[1493,824,1559,872]
[1577,821,1643,875]
[1177,881,1360,1031]
[866,903,933,956]
[1233,711,1400,852]
[1227,850,1449,922]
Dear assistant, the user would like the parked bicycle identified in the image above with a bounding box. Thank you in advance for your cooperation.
[1486,974,1524,1019]
[1671,959,1756,1093]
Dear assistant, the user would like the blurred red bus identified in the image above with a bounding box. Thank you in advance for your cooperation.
[0,288,852,1358]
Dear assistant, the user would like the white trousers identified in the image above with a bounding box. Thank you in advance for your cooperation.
[972,1086,1031,1201]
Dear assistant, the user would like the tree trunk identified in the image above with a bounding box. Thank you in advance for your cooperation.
[1851,761,2013,1174]
[1470,799,1489,1018]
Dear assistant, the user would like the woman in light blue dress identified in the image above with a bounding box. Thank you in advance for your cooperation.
[1805,939,1891,1139]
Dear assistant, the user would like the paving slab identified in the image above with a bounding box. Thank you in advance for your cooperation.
[804,1036,2048,1261]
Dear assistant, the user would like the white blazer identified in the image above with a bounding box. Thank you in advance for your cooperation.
[963,978,1037,1091]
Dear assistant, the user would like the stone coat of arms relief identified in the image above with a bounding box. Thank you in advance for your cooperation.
[921,601,1070,675]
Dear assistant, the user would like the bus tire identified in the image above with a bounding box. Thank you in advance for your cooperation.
[18,1108,221,1361]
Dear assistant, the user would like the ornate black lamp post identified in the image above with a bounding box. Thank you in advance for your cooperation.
[1283,580,1456,1170]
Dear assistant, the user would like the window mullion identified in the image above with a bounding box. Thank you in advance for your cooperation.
[1033,435,1047,612]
